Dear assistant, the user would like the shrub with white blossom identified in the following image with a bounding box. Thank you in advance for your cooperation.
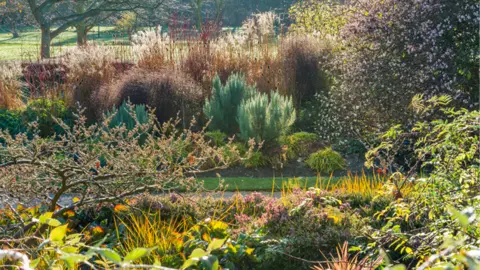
[0,104,248,239]
[303,0,479,142]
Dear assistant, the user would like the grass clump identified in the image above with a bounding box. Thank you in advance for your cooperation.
[279,132,319,160]
[306,147,345,174]
[0,62,23,110]
[100,68,203,126]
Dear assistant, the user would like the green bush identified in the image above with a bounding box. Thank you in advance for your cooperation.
[23,98,72,137]
[243,151,268,168]
[203,73,255,135]
[0,109,25,136]
[279,132,318,160]
[333,139,367,155]
[238,91,296,144]
[205,130,228,146]
[306,147,345,173]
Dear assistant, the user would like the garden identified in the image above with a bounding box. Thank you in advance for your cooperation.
[0,0,479,269]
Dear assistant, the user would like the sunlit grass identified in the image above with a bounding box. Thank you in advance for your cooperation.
[114,210,188,265]
[199,172,389,194]
[0,26,131,60]
[200,176,341,192]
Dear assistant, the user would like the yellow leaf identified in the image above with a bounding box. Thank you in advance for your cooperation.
[50,224,68,242]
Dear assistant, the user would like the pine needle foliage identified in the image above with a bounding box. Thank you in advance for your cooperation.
[237,91,296,143]
[203,74,255,135]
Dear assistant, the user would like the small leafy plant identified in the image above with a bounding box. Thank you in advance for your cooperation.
[205,130,228,146]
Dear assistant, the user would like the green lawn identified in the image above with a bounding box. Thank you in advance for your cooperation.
[199,176,342,192]
[0,26,130,60]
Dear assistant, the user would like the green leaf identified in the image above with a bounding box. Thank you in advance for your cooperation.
[50,224,68,242]
[46,218,62,227]
[348,246,362,252]
[388,265,407,270]
[61,254,89,269]
[189,248,209,259]
[200,255,219,270]
[38,212,54,224]
[447,206,469,228]
[30,258,41,268]
[124,248,149,263]
[207,238,226,252]
[182,258,200,269]
[97,248,122,264]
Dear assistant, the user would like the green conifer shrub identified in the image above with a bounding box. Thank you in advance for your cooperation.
[237,91,296,144]
[203,73,255,135]
[106,100,149,130]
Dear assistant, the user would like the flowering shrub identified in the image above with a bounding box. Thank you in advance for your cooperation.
[331,0,478,137]
[0,105,243,241]
[291,0,480,142]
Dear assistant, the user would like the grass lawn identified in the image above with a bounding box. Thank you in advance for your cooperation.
[199,176,342,192]
[0,26,130,61]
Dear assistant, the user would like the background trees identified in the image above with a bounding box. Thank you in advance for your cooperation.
[0,0,32,37]
[24,0,167,58]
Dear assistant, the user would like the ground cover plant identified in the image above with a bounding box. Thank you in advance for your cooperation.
[0,0,479,269]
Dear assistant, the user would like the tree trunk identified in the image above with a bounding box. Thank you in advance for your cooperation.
[40,26,51,59]
[76,23,88,46]
[11,22,20,38]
